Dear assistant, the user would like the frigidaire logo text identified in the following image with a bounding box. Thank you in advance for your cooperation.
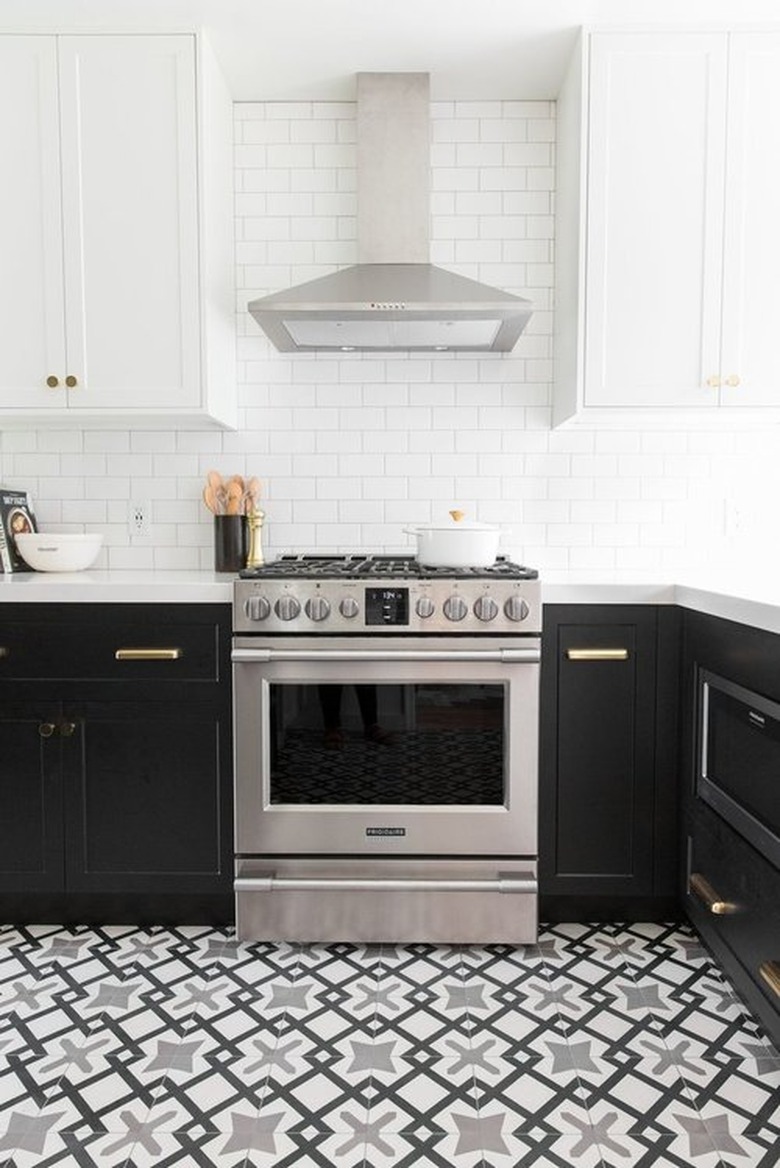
[365,827,406,837]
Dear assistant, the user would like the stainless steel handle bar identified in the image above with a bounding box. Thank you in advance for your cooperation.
[235,876,537,894]
[232,647,539,664]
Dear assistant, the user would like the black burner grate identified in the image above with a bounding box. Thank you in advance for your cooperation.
[239,554,538,581]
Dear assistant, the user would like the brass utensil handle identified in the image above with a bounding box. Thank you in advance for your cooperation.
[759,961,780,999]
[689,872,736,915]
[566,648,629,661]
[114,648,183,661]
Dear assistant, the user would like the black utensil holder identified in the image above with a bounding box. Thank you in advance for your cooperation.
[214,515,248,572]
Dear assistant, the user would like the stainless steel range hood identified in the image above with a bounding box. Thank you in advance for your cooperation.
[248,73,533,353]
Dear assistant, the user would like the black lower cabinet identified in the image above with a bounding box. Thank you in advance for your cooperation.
[0,603,234,923]
[681,610,780,1046]
[0,701,63,891]
[539,605,680,921]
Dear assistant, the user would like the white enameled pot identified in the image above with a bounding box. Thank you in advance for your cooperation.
[403,519,502,568]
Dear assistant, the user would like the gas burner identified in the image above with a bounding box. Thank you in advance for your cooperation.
[239,553,538,581]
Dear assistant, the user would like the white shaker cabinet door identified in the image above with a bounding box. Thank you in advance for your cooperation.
[584,33,728,409]
[719,33,780,407]
[57,36,201,412]
[0,37,67,408]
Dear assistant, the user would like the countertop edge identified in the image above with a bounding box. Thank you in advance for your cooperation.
[2,573,780,638]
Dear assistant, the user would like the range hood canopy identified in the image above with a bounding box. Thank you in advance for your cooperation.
[248,73,533,353]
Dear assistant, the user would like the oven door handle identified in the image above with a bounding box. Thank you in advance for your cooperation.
[232,647,540,664]
[235,876,537,894]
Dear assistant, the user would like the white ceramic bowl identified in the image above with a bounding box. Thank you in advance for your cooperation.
[15,532,103,572]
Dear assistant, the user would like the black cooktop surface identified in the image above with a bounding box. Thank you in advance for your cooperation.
[239,554,538,581]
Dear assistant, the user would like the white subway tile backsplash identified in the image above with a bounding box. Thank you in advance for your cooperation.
[2,97,772,574]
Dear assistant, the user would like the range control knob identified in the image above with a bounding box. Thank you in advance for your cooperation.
[305,596,331,622]
[443,595,468,622]
[244,595,271,622]
[504,596,530,623]
[416,596,435,619]
[473,595,499,622]
[339,596,360,619]
[274,595,301,621]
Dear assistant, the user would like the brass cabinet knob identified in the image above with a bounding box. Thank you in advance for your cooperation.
[38,722,56,738]
[65,374,78,388]
[46,375,60,388]
[705,375,721,388]
[59,722,77,737]
[725,374,741,388]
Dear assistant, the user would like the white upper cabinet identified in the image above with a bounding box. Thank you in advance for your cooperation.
[554,30,780,425]
[0,34,236,428]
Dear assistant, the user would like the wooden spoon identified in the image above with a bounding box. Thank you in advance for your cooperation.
[226,479,244,515]
[206,469,227,514]
[245,476,261,513]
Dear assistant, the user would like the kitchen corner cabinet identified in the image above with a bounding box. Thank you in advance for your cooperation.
[0,604,234,924]
[539,605,680,919]
[0,34,236,429]
[554,30,780,425]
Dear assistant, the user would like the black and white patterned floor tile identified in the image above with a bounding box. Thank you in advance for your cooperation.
[0,922,778,1167]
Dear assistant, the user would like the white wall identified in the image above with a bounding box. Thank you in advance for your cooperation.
[0,98,773,576]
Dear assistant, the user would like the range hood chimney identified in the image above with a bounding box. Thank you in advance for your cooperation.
[248,73,533,353]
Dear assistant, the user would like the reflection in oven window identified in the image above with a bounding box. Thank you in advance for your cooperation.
[268,683,505,805]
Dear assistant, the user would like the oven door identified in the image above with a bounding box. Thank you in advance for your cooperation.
[232,636,539,857]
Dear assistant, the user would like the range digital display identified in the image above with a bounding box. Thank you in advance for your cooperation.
[365,587,409,625]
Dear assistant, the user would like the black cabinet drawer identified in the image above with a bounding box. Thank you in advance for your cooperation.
[687,806,780,1018]
[0,614,220,682]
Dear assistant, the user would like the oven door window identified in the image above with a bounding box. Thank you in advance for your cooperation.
[268,682,505,805]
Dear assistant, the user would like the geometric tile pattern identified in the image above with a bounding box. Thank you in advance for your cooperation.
[0,921,778,1166]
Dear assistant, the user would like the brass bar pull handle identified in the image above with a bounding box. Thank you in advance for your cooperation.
[759,961,780,999]
[0,647,8,659]
[689,872,736,916]
[114,648,183,661]
[566,648,629,662]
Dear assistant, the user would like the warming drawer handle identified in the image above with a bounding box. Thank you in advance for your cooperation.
[115,648,183,661]
[759,961,780,999]
[235,876,537,894]
[231,648,540,664]
[689,872,737,916]
[566,648,629,661]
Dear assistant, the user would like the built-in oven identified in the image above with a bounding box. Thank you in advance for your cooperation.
[232,554,541,943]
[698,668,780,868]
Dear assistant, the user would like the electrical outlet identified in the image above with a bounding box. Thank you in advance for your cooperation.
[128,500,151,540]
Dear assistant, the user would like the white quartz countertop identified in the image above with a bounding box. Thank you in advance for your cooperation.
[1,569,779,635]
[0,570,234,604]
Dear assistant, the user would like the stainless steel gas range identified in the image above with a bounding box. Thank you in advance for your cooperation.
[232,554,541,943]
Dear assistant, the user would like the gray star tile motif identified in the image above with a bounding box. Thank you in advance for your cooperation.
[0,923,777,1168]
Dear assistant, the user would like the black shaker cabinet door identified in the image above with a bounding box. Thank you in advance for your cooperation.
[540,605,679,907]
[61,700,230,895]
[0,701,64,890]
